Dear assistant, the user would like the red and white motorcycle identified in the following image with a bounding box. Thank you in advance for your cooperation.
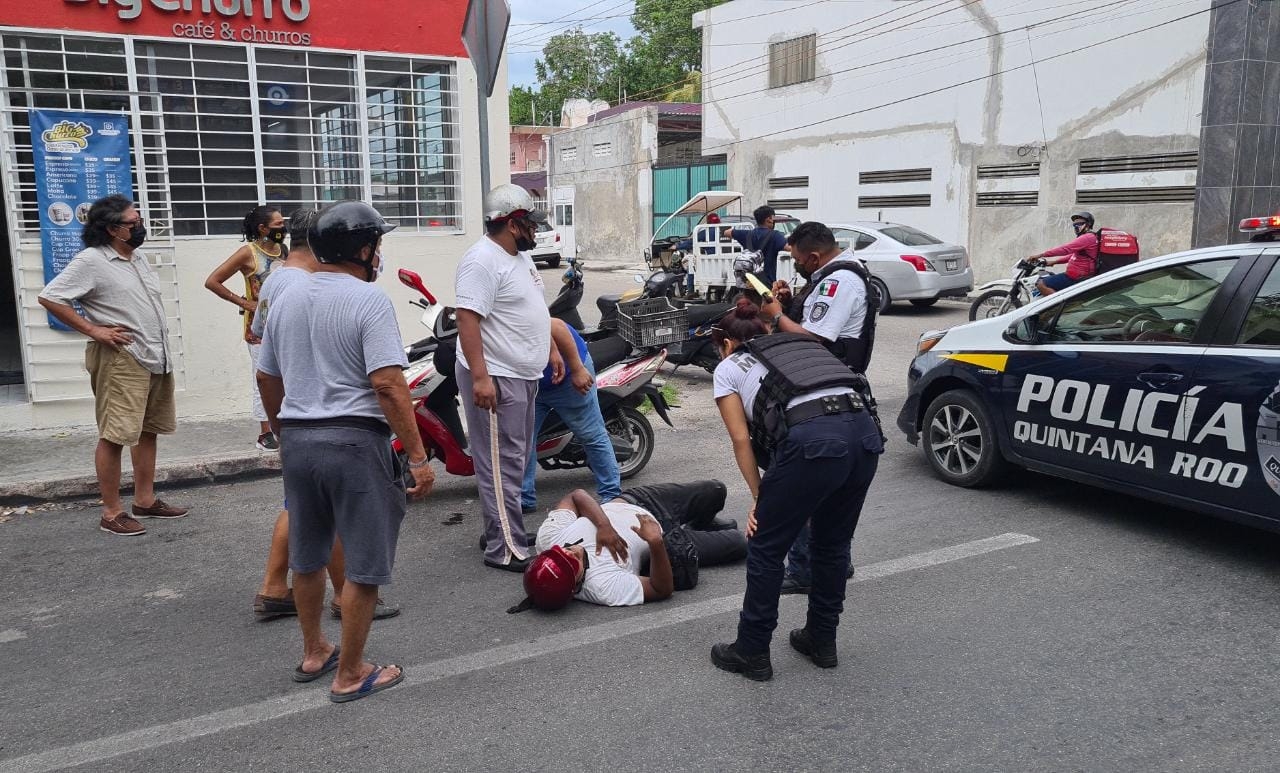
[392,268,672,480]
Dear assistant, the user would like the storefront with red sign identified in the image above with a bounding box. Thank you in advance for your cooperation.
[0,0,508,429]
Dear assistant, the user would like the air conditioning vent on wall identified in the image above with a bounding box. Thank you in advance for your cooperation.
[859,168,932,184]
[767,198,808,209]
[1078,152,1198,174]
[976,191,1039,207]
[977,162,1040,179]
[768,176,809,188]
[858,194,931,208]
[1076,186,1196,204]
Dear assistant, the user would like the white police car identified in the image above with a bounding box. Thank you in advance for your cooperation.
[897,217,1280,530]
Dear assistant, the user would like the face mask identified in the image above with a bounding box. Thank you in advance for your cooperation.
[514,222,537,252]
[1072,222,1088,235]
[123,223,147,249]
[795,256,815,280]
[267,227,286,244]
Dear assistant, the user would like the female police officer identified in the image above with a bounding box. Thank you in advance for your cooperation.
[708,299,882,681]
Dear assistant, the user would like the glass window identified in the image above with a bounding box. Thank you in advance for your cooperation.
[2,34,130,235]
[2,35,460,237]
[1044,258,1238,344]
[135,41,254,236]
[365,57,460,231]
[879,225,942,246]
[1236,261,1280,347]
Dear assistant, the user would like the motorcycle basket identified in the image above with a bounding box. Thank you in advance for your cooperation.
[617,297,687,348]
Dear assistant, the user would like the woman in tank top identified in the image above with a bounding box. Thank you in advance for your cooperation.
[204,205,286,450]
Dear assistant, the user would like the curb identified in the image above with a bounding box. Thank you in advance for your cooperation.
[0,452,281,506]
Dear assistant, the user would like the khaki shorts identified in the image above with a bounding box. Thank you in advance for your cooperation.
[85,342,176,446]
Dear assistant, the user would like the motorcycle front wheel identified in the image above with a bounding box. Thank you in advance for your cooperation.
[968,289,1021,321]
[607,405,655,479]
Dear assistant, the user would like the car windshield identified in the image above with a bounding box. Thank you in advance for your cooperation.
[879,225,942,246]
[536,222,553,233]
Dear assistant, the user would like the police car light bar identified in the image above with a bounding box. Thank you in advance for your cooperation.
[1238,215,1280,232]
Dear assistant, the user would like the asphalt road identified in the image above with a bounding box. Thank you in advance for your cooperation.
[2,267,1279,772]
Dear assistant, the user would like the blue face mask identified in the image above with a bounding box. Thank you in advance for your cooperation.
[1072,221,1088,235]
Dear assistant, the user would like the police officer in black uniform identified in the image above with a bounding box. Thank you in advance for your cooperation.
[760,222,878,594]
[709,299,882,681]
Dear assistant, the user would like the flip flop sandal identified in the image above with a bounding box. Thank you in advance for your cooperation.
[329,664,405,704]
[292,646,341,683]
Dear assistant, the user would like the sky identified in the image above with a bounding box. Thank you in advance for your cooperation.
[505,0,637,88]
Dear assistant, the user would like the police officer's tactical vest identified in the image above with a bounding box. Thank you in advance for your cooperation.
[745,333,862,469]
[786,259,878,374]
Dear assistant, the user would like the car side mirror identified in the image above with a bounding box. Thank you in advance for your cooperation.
[1005,314,1042,344]
[397,268,436,305]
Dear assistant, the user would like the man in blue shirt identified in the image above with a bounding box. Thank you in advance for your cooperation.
[724,206,788,283]
[522,319,622,512]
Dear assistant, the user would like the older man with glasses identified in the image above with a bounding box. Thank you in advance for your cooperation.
[39,193,187,536]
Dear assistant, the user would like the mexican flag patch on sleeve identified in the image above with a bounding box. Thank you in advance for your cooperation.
[817,278,839,297]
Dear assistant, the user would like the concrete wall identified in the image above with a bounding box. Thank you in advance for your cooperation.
[548,107,659,263]
[0,54,509,432]
[1192,0,1280,248]
[697,0,1210,283]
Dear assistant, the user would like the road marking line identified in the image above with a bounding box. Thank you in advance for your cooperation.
[0,629,26,644]
[0,532,1037,773]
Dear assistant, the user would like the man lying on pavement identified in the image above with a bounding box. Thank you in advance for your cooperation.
[518,481,747,611]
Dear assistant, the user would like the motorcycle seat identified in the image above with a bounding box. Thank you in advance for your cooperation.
[595,293,622,315]
[685,302,733,327]
[587,335,632,370]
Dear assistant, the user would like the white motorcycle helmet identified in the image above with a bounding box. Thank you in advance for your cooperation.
[483,183,548,225]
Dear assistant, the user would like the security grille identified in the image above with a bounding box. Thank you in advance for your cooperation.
[977,162,1040,179]
[768,34,816,89]
[859,168,931,184]
[858,194,931,208]
[976,191,1039,207]
[1078,152,1199,174]
[1076,186,1196,204]
[768,176,809,188]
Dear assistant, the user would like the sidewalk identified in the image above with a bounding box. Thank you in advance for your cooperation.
[0,415,280,505]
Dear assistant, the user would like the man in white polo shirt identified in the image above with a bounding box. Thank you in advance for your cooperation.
[455,184,559,572]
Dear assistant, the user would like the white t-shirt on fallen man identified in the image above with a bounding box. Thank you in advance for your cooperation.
[535,500,663,607]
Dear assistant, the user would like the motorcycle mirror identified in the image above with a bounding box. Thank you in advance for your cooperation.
[398,268,436,305]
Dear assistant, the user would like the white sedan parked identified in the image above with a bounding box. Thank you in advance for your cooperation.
[829,222,973,313]
[529,222,564,268]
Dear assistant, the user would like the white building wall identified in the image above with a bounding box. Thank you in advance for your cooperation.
[0,54,507,432]
[697,0,1210,282]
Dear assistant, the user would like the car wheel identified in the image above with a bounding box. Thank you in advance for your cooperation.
[921,389,1006,487]
[909,298,938,307]
[544,254,561,268]
[869,277,891,314]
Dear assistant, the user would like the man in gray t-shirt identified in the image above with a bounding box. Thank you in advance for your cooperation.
[256,201,433,704]
[38,194,187,537]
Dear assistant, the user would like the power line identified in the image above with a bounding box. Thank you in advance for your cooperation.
[702,0,1237,153]
[507,0,634,46]
[535,0,1228,178]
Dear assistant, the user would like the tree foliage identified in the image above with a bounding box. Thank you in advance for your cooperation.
[509,1,725,126]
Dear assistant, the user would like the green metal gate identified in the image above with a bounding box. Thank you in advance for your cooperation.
[652,160,727,240]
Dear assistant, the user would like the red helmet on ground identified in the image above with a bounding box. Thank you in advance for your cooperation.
[523,545,579,611]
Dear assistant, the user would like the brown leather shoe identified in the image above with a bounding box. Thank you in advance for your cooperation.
[100,514,146,536]
[254,590,298,621]
[132,499,189,519]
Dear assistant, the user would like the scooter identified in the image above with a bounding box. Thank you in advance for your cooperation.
[968,258,1053,321]
[393,268,672,480]
[547,253,585,332]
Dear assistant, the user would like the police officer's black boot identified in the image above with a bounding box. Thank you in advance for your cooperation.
[789,628,837,669]
[710,642,773,681]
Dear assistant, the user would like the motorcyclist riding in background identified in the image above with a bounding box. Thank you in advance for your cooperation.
[1031,211,1099,296]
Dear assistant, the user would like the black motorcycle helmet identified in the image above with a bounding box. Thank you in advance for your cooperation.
[309,201,397,280]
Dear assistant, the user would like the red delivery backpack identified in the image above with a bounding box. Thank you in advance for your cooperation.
[1093,228,1140,274]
